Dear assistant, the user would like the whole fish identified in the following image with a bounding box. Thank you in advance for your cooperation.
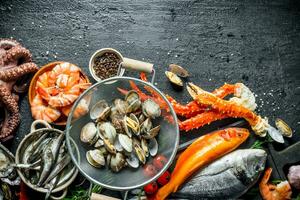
[37,147,53,186]
[49,133,64,162]
[173,149,267,199]
[156,128,249,200]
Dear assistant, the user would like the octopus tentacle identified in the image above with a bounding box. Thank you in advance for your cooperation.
[0,62,38,81]
[0,39,20,50]
[0,85,20,141]
[0,46,32,66]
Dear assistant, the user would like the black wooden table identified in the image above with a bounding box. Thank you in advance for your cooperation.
[1,0,300,199]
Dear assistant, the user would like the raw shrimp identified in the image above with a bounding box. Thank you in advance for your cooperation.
[259,168,292,200]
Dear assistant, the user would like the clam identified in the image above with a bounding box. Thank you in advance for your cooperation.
[86,149,106,168]
[90,100,111,121]
[126,152,139,168]
[118,134,133,153]
[133,138,146,164]
[103,138,117,154]
[142,99,161,119]
[80,122,98,145]
[169,63,190,78]
[165,71,183,89]
[141,118,160,139]
[110,106,125,133]
[124,114,140,137]
[141,138,149,157]
[114,99,128,114]
[98,146,108,157]
[138,114,146,124]
[125,90,141,113]
[110,152,126,172]
[149,138,158,157]
[98,122,117,143]
[114,138,124,152]
[94,139,104,148]
[275,118,293,138]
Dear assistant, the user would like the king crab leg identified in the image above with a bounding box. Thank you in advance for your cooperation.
[186,82,280,138]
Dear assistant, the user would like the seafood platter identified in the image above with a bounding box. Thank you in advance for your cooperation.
[0,38,299,200]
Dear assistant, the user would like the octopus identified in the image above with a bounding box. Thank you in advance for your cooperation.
[0,38,38,141]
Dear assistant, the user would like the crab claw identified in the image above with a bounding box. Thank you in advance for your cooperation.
[187,82,207,99]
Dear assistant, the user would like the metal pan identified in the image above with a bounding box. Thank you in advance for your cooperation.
[15,120,79,200]
[65,60,180,191]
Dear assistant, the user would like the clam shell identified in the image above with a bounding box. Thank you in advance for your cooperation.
[165,71,183,87]
[86,149,105,168]
[80,122,98,145]
[142,99,161,119]
[125,90,141,113]
[110,152,126,172]
[90,100,111,120]
[126,152,139,169]
[149,138,158,157]
[169,64,190,78]
[275,118,293,138]
[118,134,132,153]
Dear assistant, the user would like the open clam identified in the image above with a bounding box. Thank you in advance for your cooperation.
[86,149,106,168]
[109,152,126,172]
[80,122,99,145]
[149,138,158,157]
[126,152,139,169]
[140,118,160,139]
[275,118,293,138]
[142,99,161,119]
[169,63,190,78]
[141,138,149,157]
[124,114,140,137]
[125,90,141,113]
[90,100,111,121]
[165,71,183,89]
[110,106,125,133]
[133,138,146,164]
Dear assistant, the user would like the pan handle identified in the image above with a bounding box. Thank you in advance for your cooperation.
[122,58,153,73]
[30,119,52,133]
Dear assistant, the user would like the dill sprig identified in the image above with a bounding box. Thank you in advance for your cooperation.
[63,184,102,200]
[250,135,273,149]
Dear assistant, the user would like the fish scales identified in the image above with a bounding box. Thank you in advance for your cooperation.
[174,149,267,199]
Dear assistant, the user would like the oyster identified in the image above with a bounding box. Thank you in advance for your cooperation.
[142,99,161,119]
[90,100,111,121]
[86,149,106,168]
[125,90,141,113]
[275,118,293,138]
[80,122,98,145]
[110,152,126,172]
